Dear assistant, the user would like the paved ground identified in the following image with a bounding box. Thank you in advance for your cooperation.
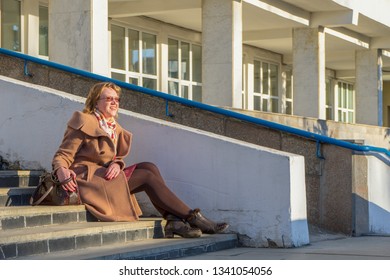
[182,235,390,260]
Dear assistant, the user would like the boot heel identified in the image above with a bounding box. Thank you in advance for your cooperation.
[187,208,229,234]
[165,229,175,238]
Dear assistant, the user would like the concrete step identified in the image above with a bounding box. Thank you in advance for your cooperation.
[0,187,36,206]
[0,205,95,230]
[0,172,238,260]
[0,218,166,259]
[18,233,238,260]
[0,170,43,188]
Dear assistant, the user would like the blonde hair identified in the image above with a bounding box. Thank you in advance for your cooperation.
[83,82,122,115]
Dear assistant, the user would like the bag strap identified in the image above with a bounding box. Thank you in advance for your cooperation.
[31,185,54,206]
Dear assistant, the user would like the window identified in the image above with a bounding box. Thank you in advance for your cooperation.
[325,79,333,120]
[253,60,279,112]
[110,24,158,90]
[1,0,21,51]
[242,56,246,109]
[39,5,49,56]
[167,38,202,102]
[336,81,354,123]
[285,68,293,115]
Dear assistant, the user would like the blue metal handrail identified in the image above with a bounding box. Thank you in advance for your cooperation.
[1,47,389,158]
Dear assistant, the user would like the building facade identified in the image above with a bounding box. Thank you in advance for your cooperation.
[1,0,390,127]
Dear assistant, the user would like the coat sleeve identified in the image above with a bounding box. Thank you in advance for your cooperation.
[52,126,84,171]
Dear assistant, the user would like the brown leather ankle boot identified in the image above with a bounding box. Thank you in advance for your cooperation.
[186,208,229,234]
[164,214,202,238]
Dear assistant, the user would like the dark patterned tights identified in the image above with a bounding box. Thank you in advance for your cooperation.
[127,162,192,219]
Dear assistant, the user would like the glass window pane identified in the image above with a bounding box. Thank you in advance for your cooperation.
[262,62,269,94]
[168,81,179,96]
[39,6,49,56]
[348,112,353,123]
[270,64,278,97]
[111,25,125,70]
[253,96,261,111]
[192,85,202,102]
[1,0,21,51]
[254,61,260,93]
[343,83,347,108]
[348,88,354,109]
[182,85,189,99]
[262,98,268,111]
[192,45,202,83]
[129,77,138,85]
[271,98,278,113]
[111,72,125,82]
[168,39,179,78]
[143,77,156,90]
[338,83,342,107]
[142,32,156,75]
[129,77,138,86]
[326,79,331,106]
[326,108,332,120]
[128,29,139,72]
[181,42,190,80]
[286,70,292,99]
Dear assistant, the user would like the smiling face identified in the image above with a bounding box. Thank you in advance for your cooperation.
[96,87,120,119]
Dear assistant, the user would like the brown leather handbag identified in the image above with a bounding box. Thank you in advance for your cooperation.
[30,172,81,206]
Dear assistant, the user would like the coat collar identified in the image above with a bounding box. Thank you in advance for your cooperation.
[67,111,124,138]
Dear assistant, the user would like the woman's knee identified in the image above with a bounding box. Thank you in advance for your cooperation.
[137,162,160,175]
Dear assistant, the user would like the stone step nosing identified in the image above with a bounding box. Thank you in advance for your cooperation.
[0,220,166,259]
[1,225,164,259]
[0,205,87,217]
[17,234,238,260]
[0,170,44,176]
[109,235,238,260]
[0,219,165,244]
[0,210,90,231]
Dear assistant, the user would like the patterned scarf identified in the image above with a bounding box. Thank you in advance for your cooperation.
[94,109,117,145]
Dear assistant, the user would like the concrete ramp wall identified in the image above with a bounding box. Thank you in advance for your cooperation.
[0,76,309,247]
[367,156,390,233]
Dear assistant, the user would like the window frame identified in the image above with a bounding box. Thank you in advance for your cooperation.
[109,22,159,91]
[167,37,202,101]
[252,58,280,113]
[335,80,355,123]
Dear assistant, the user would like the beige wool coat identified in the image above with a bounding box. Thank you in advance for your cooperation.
[52,111,142,221]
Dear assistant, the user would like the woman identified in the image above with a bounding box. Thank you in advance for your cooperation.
[52,82,228,238]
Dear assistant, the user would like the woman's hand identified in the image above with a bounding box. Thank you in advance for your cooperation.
[105,162,121,180]
[56,166,78,192]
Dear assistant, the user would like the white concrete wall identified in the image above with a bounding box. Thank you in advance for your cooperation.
[0,75,309,247]
[368,156,390,233]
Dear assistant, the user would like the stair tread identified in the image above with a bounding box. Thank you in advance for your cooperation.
[19,233,238,260]
[0,170,43,174]
[0,187,36,195]
[0,218,164,244]
[0,205,87,218]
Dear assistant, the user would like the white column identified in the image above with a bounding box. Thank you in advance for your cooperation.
[202,0,242,108]
[355,49,383,126]
[292,27,326,119]
[49,0,109,75]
